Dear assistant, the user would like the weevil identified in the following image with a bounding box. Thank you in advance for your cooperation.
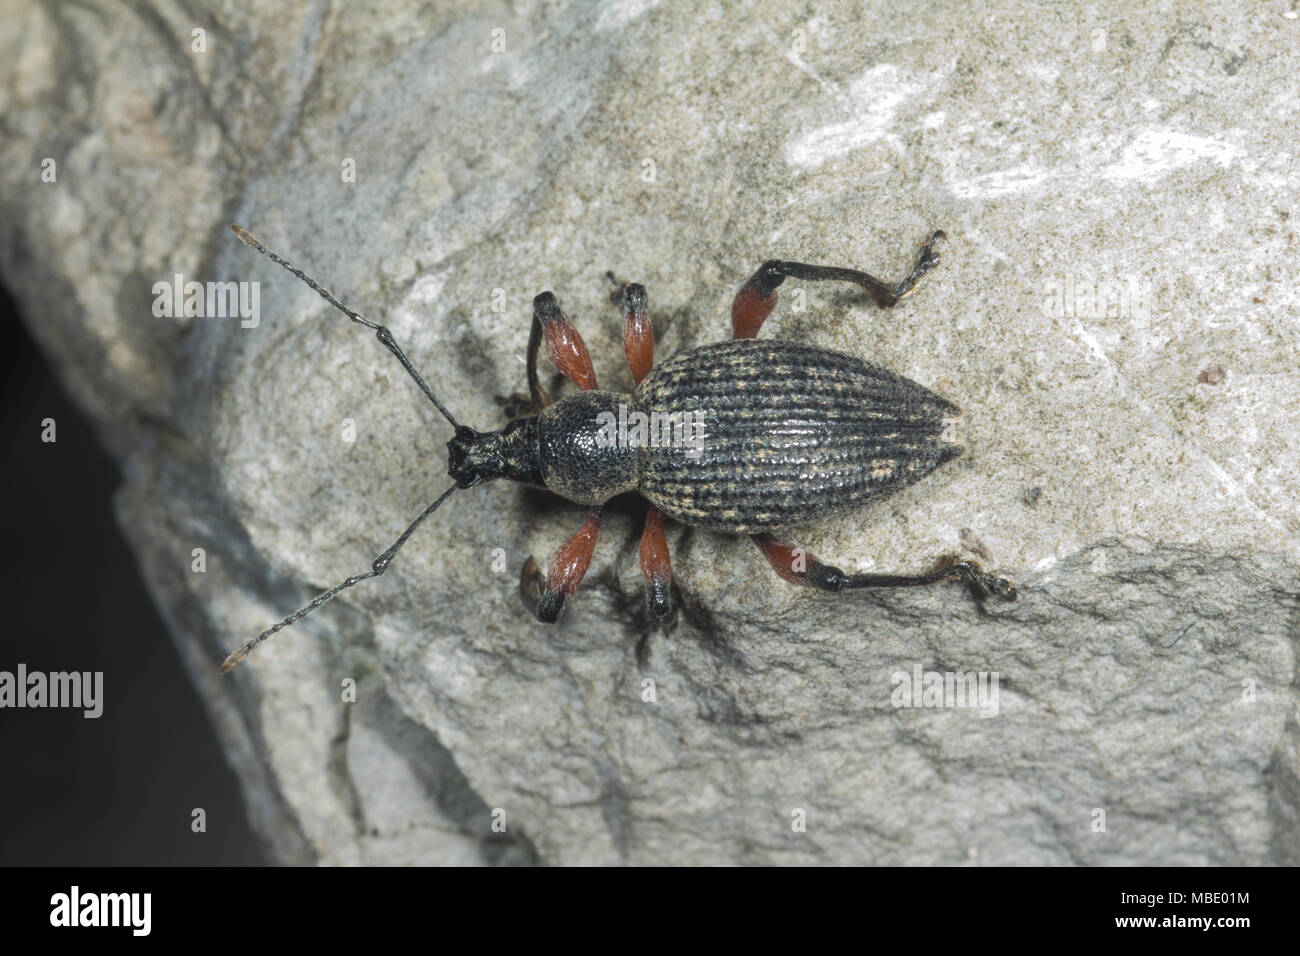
[220,226,1016,673]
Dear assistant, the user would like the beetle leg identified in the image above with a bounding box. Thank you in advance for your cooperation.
[498,304,556,419]
[639,505,673,620]
[505,291,601,418]
[530,291,598,399]
[524,508,603,622]
[752,533,1017,601]
[516,306,552,414]
[620,283,654,385]
[731,230,946,339]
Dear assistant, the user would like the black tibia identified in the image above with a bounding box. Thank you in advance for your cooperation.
[535,587,565,624]
[520,508,603,623]
[645,576,672,620]
[745,230,947,310]
[524,307,551,412]
[808,557,1017,601]
[498,307,554,420]
[640,505,672,621]
[519,557,574,624]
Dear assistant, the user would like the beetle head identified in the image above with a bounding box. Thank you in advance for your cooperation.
[446,417,542,489]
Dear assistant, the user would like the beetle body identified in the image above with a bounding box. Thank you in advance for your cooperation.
[222,226,1014,674]
[469,339,964,533]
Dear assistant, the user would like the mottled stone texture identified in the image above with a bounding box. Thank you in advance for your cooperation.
[1,0,1297,864]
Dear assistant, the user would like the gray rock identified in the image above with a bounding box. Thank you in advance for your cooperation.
[2,0,1296,864]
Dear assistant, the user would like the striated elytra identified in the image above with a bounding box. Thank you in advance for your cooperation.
[636,339,964,533]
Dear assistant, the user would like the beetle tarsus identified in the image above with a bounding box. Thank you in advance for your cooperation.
[949,559,1018,601]
[536,589,566,623]
[522,553,571,622]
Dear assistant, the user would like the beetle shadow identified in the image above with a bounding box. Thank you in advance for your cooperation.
[779,290,880,346]
[594,498,745,673]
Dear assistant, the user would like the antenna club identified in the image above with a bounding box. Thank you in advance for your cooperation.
[220,648,248,674]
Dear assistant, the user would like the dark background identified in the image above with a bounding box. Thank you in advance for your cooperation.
[0,282,264,865]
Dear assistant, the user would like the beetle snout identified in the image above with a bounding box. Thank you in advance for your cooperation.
[446,425,491,488]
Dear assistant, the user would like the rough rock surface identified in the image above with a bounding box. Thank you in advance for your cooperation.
[1,0,1297,864]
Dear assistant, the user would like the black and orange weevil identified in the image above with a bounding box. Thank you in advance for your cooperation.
[221,226,1015,673]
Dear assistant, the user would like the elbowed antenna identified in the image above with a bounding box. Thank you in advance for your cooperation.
[230,224,461,429]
